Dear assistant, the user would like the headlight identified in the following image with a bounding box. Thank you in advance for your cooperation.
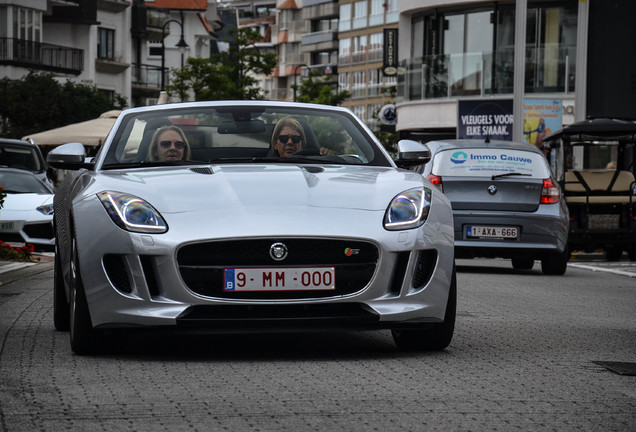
[384,187,431,230]
[97,191,167,233]
[36,204,54,215]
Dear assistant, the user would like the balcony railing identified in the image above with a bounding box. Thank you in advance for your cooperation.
[0,38,83,75]
[398,46,576,102]
[131,63,162,89]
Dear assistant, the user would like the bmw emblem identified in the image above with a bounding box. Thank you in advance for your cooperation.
[487,185,498,195]
[269,242,288,261]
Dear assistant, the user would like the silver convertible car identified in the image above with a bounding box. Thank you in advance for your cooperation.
[48,101,456,355]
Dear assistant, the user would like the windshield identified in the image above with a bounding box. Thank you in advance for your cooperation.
[100,105,390,169]
[0,145,43,172]
[432,148,551,178]
[0,171,51,194]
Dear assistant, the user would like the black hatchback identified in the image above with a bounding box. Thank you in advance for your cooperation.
[0,137,51,188]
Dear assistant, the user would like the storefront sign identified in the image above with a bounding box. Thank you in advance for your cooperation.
[457,99,514,141]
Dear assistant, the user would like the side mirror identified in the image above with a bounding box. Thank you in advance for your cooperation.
[46,142,92,170]
[395,139,431,168]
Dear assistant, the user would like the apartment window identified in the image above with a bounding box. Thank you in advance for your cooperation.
[339,38,351,65]
[353,1,368,30]
[98,28,115,60]
[352,35,367,63]
[313,18,337,32]
[11,7,41,41]
[370,0,384,27]
[385,0,399,24]
[339,72,350,93]
[352,105,366,121]
[352,70,367,98]
[369,32,383,62]
[338,3,351,32]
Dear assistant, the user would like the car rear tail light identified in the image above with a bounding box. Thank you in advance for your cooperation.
[427,174,443,192]
[540,178,561,204]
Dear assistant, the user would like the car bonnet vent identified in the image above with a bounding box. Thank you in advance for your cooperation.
[189,167,214,175]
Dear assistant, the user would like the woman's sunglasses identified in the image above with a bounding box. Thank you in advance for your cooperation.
[277,135,302,145]
[159,140,186,150]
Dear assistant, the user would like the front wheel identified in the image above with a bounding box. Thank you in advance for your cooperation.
[392,266,456,351]
[69,236,99,355]
[53,239,69,332]
[605,247,623,262]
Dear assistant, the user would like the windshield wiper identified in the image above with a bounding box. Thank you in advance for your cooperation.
[491,172,532,180]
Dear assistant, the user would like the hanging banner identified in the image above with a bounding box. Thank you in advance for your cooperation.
[457,99,514,141]
[383,28,398,76]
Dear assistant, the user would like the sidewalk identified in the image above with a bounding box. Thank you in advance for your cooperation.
[0,253,55,286]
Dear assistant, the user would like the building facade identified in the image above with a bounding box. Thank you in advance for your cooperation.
[396,0,582,142]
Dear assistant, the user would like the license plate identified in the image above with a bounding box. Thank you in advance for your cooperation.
[588,214,619,230]
[466,225,518,239]
[224,267,336,292]
[0,221,14,231]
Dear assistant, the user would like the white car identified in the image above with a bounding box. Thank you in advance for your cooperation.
[0,168,54,251]
[48,101,456,355]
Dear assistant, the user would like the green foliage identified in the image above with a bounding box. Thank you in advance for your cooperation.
[0,71,126,139]
[167,27,277,101]
[292,70,351,106]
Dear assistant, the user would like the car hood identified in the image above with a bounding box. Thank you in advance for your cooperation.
[2,193,53,211]
[91,164,427,214]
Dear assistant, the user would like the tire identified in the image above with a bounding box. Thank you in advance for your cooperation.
[53,239,69,332]
[628,248,636,262]
[511,258,534,270]
[541,246,570,275]
[605,247,623,262]
[392,266,457,351]
[69,235,99,355]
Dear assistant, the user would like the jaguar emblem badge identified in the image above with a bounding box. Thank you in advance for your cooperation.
[487,185,498,195]
[269,242,288,261]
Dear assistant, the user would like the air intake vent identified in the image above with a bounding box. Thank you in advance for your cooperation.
[103,254,132,293]
[412,250,438,289]
[190,167,213,175]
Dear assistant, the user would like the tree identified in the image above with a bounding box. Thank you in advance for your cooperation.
[292,70,351,106]
[0,71,126,139]
[167,27,277,101]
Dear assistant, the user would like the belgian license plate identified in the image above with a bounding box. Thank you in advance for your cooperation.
[0,221,14,231]
[466,225,518,239]
[224,267,336,292]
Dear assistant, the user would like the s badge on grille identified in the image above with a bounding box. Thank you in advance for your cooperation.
[270,242,288,261]
[487,184,498,195]
[344,248,360,256]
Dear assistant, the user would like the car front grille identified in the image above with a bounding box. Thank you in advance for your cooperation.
[177,239,379,299]
[24,222,54,240]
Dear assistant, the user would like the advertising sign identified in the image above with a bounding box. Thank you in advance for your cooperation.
[523,99,562,148]
[383,29,398,76]
[457,99,513,140]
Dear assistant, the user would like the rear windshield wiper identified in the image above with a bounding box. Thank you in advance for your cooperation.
[491,172,532,180]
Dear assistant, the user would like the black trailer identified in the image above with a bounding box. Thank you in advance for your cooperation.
[542,119,636,261]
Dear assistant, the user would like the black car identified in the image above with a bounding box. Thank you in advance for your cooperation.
[0,138,52,188]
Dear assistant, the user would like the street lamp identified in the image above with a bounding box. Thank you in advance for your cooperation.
[161,19,189,91]
[292,64,307,102]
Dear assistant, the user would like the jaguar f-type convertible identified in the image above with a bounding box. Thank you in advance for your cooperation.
[48,101,456,355]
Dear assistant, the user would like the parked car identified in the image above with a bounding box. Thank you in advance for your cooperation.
[416,138,570,275]
[0,137,52,187]
[48,101,457,355]
[542,118,636,261]
[0,168,54,251]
